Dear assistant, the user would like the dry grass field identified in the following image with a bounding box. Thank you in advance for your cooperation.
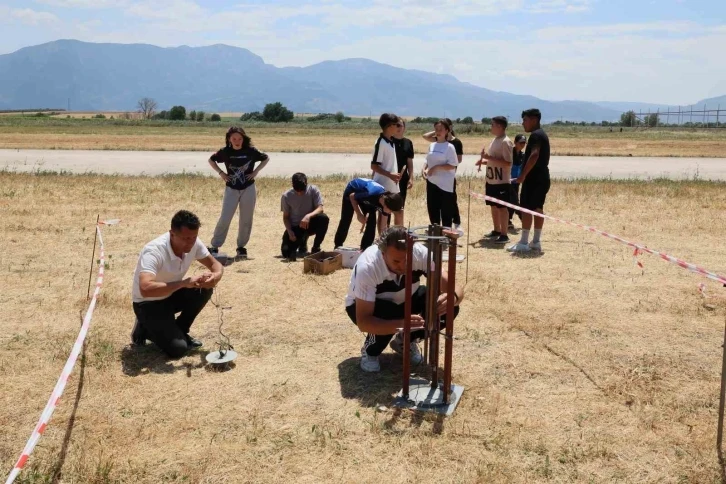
[0,121,725,157]
[1,172,726,483]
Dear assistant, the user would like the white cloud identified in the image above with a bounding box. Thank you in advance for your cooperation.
[34,0,123,8]
[0,7,58,25]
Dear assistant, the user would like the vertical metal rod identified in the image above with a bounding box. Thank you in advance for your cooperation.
[86,214,100,301]
[466,177,471,284]
[442,233,457,404]
[423,230,432,366]
[430,225,443,389]
[402,232,414,399]
[718,315,726,458]
[425,226,435,369]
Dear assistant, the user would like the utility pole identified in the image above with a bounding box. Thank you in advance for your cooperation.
[67,97,70,113]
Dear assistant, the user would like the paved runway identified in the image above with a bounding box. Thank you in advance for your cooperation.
[1,149,724,180]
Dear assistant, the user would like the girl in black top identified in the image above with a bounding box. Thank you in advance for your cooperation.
[207,126,270,259]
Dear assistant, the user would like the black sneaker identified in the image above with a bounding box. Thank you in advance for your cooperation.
[131,318,147,346]
[185,335,203,349]
[235,247,248,260]
[484,230,501,238]
[297,245,308,256]
[310,246,321,255]
[208,246,219,255]
[288,252,297,262]
[494,235,510,245]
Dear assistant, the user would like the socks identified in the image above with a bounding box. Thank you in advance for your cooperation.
[533,229,542,244]
[519,229,530,245]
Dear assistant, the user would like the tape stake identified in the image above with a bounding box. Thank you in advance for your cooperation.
[5,223,114,484]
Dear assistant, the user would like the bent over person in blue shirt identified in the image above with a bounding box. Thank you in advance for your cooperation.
[333,178,402,251]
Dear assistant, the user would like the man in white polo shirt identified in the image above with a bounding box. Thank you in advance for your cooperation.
[131,210,224,358]
[345,226,465,372]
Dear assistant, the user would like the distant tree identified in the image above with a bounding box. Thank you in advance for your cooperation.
[620,110,637,127]
[240,111,263,121]
[411,116,439,124]
[644,113,659,127]
[169,105,186,121]
[210,113,221,122]
[262,102,294,122]
[461,116,474,124]
[154,110,169,120]
[137,97,158,119]
[334,111,346,123]
[481,117,493,124]
[188,110,197,121]
[196,111,205,122]
[93,113,106,119]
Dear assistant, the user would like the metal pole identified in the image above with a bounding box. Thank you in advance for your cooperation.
[466,178,471,284]
[429,225,443,389]
[442,233,457,404]
[86,214,100,300]
[402,232,414,399]
[717,315,726,465]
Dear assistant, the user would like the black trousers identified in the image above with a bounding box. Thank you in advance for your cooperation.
[398,172,410,208]
[334,195,379,250]
[508,183,521,221]
[281,213,329,256]
[346,286,459,356]
[132,287,213,358]
[426,180,456,228]
[452,179,461,225]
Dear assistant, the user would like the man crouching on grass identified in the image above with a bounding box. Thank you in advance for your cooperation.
[345,226,465,372]
[131,210,224,358]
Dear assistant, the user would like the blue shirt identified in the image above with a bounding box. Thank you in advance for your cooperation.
[344,178,386,212]
[511,148,525,181]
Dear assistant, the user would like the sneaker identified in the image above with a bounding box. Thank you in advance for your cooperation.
[185,334,203,349]
[528,241,542,252]
[297,246,308,256]
[131,318,147,346]
[360,348,381,372]
[389,334,424,365]
[484,230,500,238]
[235,247,248,260]
[208,246,219,255]
[288,252,297,262]
[506,242,532,253]
[310,246,322,255]
[494,235,510,245]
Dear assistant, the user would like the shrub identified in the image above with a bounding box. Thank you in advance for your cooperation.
[169,106,186,121]
[93,113,106,119]
[210,113,221,122]
[262,102,294,122]
[240,111,263,121]
[196,111,205,122]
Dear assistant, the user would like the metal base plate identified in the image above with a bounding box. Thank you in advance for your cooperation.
[393,378,464,416]
[205,349,238,365]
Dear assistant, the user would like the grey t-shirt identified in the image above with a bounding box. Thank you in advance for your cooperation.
[281,185,324,226]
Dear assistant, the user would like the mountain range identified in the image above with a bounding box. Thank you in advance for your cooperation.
[0,40,722,122]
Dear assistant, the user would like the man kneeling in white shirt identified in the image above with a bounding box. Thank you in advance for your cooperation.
[131,210,224,358]
[344,226,465,372]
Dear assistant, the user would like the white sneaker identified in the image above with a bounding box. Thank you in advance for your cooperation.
[506,242,531,253]
[528,241,542,252]
[360,348,381,372]
[389,335,424,365]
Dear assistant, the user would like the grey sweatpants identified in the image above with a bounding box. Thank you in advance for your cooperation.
[211,185,257,249]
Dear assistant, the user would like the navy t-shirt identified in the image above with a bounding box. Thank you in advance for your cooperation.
[523,128,550,179]
[393,137,414,176]
[211,146,268,190]
[449,137,464,157]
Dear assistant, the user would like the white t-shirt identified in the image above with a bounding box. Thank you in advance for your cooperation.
[371,135,400,194]
[132,232,210,302]
[345,243,430,307]
[425,141,459,192]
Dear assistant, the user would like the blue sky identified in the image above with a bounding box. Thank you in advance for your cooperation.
[0,0,724,105]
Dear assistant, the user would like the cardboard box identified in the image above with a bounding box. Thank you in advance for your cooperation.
[303,251,343,275]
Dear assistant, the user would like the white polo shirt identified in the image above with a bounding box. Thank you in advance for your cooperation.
[132,232,210,303]
[371,134,400,194]
[345,243,429,307]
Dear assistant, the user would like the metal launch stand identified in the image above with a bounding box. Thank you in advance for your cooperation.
[394,225,464,416]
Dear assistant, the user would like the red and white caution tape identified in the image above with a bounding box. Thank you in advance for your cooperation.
[5,221,114,484]
[471,191,726,286]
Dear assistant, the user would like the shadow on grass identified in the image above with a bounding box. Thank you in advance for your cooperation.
[337,356,404,408]
[471,237,508,250]
[120,345,206,377]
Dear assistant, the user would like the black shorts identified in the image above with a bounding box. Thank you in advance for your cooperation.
[485,183,510,207]
[520,176,551,210]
